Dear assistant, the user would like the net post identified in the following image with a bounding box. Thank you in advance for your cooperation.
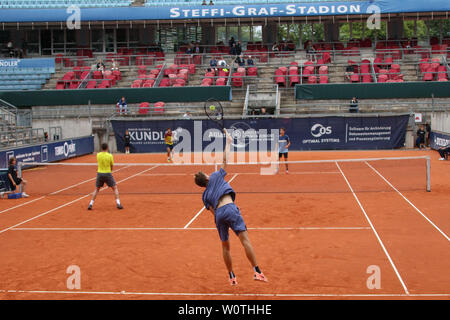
[426,156,431,192]
[18,162,23,193]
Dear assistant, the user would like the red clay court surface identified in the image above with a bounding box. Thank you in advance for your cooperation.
[0,150,449,300]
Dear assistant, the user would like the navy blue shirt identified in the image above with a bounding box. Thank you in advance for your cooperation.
[279,134,290,153]
[202,168,236,210]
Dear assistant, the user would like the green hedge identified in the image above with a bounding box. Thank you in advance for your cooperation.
[295,81,450,100]
[0,86,232,107]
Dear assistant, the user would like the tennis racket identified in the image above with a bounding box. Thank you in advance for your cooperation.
[204,98,224,130]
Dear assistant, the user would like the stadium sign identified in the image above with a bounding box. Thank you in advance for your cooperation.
[1,1,450,23]
[169,3,362,19]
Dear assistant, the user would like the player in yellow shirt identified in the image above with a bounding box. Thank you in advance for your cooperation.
[88,143,123,210]
[165,128,174,162]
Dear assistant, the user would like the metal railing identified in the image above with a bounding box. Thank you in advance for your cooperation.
[0,98,17,126]
[0,128,45,149]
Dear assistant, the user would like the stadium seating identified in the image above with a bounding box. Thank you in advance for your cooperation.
[0,0,133,9]
[0,67,54,90]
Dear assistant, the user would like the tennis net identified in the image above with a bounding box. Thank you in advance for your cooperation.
[17,156,430,196]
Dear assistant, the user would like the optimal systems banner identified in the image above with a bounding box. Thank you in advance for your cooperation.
[111,115,409,153]
[1,1,450,22]
[0,135,94,168]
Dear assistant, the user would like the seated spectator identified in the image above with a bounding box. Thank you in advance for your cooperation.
[96,59,106,73]
[209,57,218,71]
[202,0,207,5]
[345,61,356,82]
[235,54,245,67]
[183,111,192,120]
[117,96,128,115]
[272,43,279,52]
[305,40,316,61]
[416,125,426,149]
[437,143,450,160]
[209,0,214,5]
[260,107,268,116]
[247,56,255,66]
[194,43,201,54]
[349,97,359,113]
[217,57,228,69]
[111,59,119,71]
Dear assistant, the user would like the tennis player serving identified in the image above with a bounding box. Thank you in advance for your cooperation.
[88,143,123,210]
[194,129,268,286]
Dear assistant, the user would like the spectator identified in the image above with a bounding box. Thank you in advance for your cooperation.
[260,107,268,116]
[345,61,356,82]
[437,143,450,160]
[194,43,201,54]
[208,0,214,5]
[96,59,105,73]
[209,57,218,72]
[305,41,316,61]
[111,58,119,71]
[230,43,238,56]
[202,0,207,5]
[217,57,228,69]
[235,54,245,67]
[44,132,49,142]
[272,43,279,53]
[349,97,359,113]
[229,37,235,48]
[117,96,128,115]
[185,45,193,55]
[247,55,254,66]
[124,130,131,154]
[236,41,242,56]
[416,125,426,149]
[183,111,192,120]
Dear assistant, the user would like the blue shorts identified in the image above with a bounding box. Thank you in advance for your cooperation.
[214,203,247,241]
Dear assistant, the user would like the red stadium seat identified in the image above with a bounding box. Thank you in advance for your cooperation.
[232,73,243,87]
[350,74,360,83]
[216,78,227,86]
[142,79,155,88]
[319,76,328,84]
[307,76,317,84]
[138,102,150,114]
[131,80,142,88]
[247,67,258,77]
[378,75,388,83]
[86,80,97,89]
[153,102,165,114]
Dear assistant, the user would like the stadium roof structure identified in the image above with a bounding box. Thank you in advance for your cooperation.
[0,0,449,24]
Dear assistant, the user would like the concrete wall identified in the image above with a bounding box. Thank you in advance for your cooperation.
[431,112,450,133]
[32,118,92,139]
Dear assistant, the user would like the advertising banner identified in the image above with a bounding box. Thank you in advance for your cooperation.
[111,115,409,153]
[0,135,94,168]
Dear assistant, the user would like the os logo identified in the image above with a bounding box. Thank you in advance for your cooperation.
[311,124,332,138]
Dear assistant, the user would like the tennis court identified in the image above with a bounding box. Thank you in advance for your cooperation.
[0,150,449,300]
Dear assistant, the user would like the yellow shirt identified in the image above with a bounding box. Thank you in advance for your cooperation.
[97,152,114,173]
[165,132,173,145]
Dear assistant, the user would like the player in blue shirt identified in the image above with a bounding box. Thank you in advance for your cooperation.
[278,127,291,173]
[194,129,268,286]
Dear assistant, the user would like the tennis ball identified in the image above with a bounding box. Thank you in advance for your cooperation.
[209,105,216,111]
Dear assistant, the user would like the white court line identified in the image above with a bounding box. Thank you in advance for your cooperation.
[10,226,371,231]
[0,166,158,236]
[0,166,131,215]
[0,289,449,298]
[365,161,450,242]
[183,173,239,229]
[335,162,410,295]
[138,171,340,177]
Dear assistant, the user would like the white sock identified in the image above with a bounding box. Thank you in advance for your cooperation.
[116,199,121,205]
[89,200,94,206]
